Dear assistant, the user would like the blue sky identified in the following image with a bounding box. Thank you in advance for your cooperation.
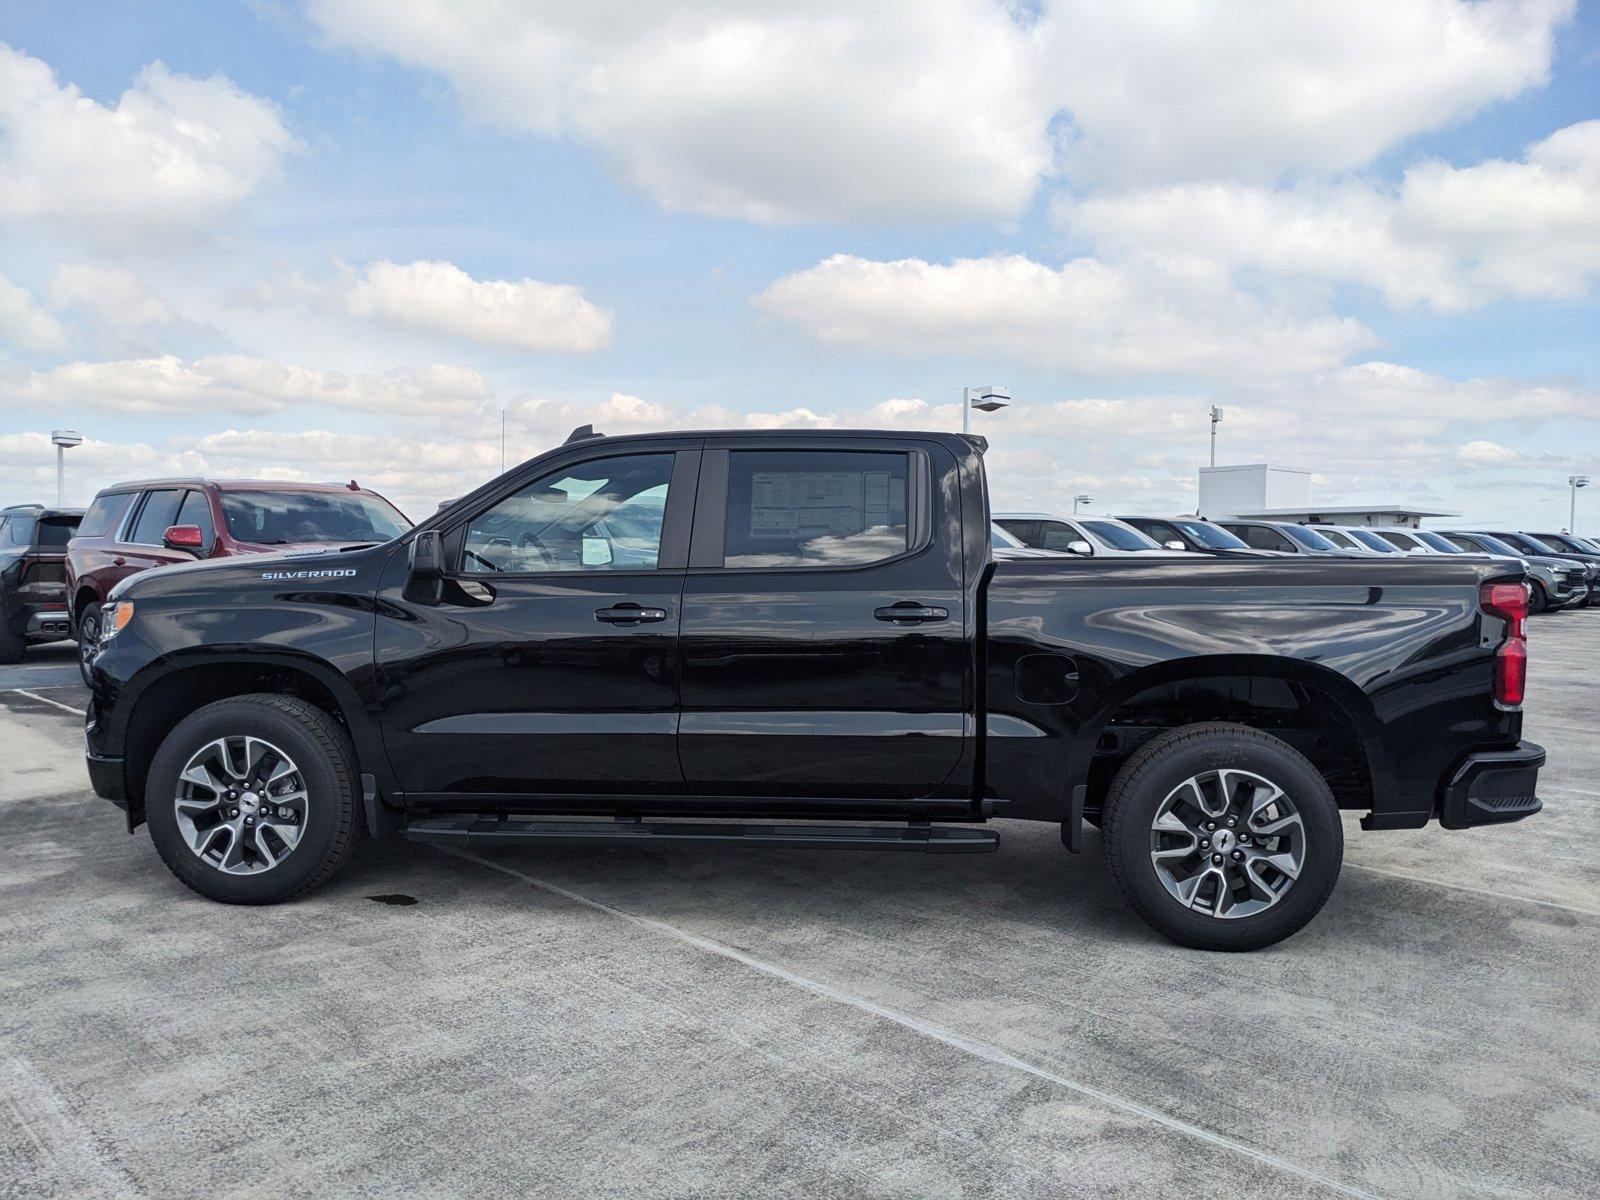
[1,1,1597,530]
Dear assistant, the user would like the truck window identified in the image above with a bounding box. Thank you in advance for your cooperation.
[722,450,911,568]
[38,516,79,547]
[461,453,675,573]
[1038,521,1085,552]
[77,493,132,538]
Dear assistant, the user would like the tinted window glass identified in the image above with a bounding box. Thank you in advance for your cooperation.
[462,453,674,573]
[221,490,410,545]
[723,450,909,568]
[1412,530,1462,553]
[1,515,34,546]
[1172,520,1248,550]
[991,523,1025,548]
[1530,533,1581,553]
[1039,522,1086,552]
[1134,520,1180,543]
[1464,534,1522,557]
[77,492,132,538]
[1281,525,1338,551]
[995,520,1038,546]
[1083,519,1160,550]
[1316,528,1357,549]
[176,490,215,545]
[1346,528,1400,553]
[1376,531,1419,550]
[130,490,184,544]
[38,516,79,547]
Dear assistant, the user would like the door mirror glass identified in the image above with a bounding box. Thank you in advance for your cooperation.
[410,530,444,580]
[1066,539,1093,556]
[581,535,614,566]
[162,524,204,553]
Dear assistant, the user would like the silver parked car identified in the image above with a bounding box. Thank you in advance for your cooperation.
[993,513,1179,557]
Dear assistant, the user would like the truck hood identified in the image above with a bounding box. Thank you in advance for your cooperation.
[109,540,391,600]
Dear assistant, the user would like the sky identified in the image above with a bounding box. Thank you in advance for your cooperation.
[1,0,1597,531]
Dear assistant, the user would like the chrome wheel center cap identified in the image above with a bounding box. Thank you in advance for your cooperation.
[1212,829,1236,854]
[239,792,260,814]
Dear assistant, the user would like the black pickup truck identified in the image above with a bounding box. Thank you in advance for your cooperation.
[83,429,1544,950]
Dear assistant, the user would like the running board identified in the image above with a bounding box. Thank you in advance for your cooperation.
[404,816,999,853]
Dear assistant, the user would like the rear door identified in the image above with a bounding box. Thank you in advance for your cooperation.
[677,438,971,803]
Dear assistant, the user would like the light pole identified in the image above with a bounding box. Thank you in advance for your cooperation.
[51,430,82,506]
[1073,493,1093,515]
[1570,475,1591,532]
[1209,405,1224,467]
[963,385,1010,435]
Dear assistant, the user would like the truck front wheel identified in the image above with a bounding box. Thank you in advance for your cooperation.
[1102,723,1342,951]
[145,694,360,904]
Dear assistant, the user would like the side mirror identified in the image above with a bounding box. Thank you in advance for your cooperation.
[1066,539,1093,556]
[409,530,444,581]
[1163,539,1188,552]
[163,524,205,554]
[581,535,614,567]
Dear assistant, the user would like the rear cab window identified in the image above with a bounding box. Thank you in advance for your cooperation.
[720,450,911,568]
[77,492,133,539]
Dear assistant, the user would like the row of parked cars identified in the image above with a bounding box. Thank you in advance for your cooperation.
[992,512,1598,613]
[3,476,1593,668]
[0,478,411,666]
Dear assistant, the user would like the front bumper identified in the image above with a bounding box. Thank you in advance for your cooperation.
[87,751,125,806]
[1440,741,1544,830]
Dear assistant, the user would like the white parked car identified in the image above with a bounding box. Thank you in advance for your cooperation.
[993,512,1179,557]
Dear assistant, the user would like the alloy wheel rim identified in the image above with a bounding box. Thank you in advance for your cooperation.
[1149,768,1306,919]
[174,736,309,875]
[78,615,99,664]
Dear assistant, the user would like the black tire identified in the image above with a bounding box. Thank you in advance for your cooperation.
[0,619,24,664]
[145,694,360,904]
[76,601,102,684]
[1103,722,1343,952]
[1528,581,1549,615]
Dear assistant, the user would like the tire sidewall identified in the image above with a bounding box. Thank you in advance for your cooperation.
[76,602,101,684]
[1108,730,1343,951]
[146,700,351,903]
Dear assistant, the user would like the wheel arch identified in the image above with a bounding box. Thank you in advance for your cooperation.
[117,649,388,825]
[1076,654,1393,824]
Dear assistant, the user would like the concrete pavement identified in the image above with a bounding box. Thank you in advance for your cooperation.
[2,618,1597,1198]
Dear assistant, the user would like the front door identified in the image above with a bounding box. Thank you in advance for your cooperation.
[677,440,971,803]
[374,446,697,800]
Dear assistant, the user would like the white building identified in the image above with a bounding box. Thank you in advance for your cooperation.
[1197,463,1457,528]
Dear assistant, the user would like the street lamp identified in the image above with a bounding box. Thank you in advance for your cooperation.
[962,385,1010,435]
[1570,475,1591,533]
[1073,493,1093,514]
[51,430,82,506]
[1209,405,1224,467]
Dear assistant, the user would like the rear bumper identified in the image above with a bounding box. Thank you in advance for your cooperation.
[1440,741,1544,830]
[25,609,71,639]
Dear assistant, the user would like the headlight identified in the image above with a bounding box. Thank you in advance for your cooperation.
[99,601,135,642]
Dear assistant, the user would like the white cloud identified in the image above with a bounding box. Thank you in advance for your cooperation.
[345,259,613,352]
[0,274,68,353]
[1041,0,1572,185]
[755,253,1375,377]
[306,1,1568,224]
[2,354,489,416]
[1063,120,1600,311]
[0,43,298,242]
[49,264,178,330]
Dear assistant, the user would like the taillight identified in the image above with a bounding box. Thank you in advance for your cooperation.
[1480,581,1528,708]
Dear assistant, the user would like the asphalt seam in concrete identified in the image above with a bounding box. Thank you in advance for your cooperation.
[9,688,83,715]
[1345,862,1600,918]
[440,846,1384,1200]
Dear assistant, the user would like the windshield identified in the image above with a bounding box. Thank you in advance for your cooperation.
[1411,530,1463,553]
[1463,533,1524,558]
[1083,519,1162,551]
[1314,528,1358,550]
[220,490,412,544]
[1530,533,1584,553]
[1345,528,1400,553]
[990,523,1025,548]
[1281,524,1339,551]
[1170,520,1248,550]
[1505,533,1559,555]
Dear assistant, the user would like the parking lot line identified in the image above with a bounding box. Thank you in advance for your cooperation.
[9,689,82,715]
[441,846,1384,1200]
[1346,862,1600,918]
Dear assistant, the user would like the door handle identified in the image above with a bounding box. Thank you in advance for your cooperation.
[113,557,126,567]
[595,604,668,625]
[874,603,949,625]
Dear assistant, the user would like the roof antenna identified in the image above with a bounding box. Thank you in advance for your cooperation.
[565,424,603,444]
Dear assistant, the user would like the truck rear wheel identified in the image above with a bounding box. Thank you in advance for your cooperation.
[1102,723,1342,951]
[145,694,360,904]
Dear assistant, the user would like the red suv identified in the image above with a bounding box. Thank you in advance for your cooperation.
[67,478,411,677]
